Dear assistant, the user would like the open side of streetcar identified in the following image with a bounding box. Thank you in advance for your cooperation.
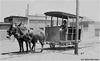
[44,11,83,48]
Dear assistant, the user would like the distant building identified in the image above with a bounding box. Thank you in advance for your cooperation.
[0,22,11,40]
[28,15,51,30]
[94,21,100,37]
[4,16,28,24]
[4,15,51,30]
[0,22,11,30]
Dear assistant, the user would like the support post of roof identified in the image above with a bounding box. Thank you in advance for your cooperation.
[45,15,47,27]
[51,16,53,27]
[74,0,79,55]
[66,16,69,41]
[71,18,74,43]
[57,17,58,26]
[26,4,30,30]
[62,16,63,25]
[80,18,83,42]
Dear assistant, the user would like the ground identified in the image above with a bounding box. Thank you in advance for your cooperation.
[0,38,100,61]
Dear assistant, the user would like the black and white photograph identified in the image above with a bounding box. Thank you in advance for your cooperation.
[0,0,100,61]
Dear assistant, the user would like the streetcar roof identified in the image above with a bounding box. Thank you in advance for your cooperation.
[44,11,83,19]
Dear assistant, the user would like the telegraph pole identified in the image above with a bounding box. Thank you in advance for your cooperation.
[26,4,30,30]
[74,0,79,55]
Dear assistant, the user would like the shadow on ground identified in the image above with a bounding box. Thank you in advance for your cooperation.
[1,51,41,55]
[1,46,75,55]
[43,46,74,51]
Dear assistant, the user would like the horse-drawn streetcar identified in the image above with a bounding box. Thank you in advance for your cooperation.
[44,11,83,48]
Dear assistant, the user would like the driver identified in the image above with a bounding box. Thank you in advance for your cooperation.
[60,20,67,31]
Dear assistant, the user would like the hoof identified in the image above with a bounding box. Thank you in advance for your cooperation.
[30,50,34,53]
[40,49,43,52]
[25,51,29,53]
[29,51,34,53]
[19,51,22,53]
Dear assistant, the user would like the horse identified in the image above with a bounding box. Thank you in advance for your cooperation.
[6,24,32,53]
[19,26,45,52]
[6,23,45,52]
[30,29,45,52]
[18,25,45,52]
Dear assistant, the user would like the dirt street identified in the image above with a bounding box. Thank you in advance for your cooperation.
[0,39,100,61]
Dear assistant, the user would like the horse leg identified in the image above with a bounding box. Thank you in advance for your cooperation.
[32,42,36,52]
[21,41,24,52]
[29,40,32,52]
[18,41,22,52]
[25,41,28,52]
[39,40,44,52]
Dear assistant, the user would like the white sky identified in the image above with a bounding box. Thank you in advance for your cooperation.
[0,0,100,22]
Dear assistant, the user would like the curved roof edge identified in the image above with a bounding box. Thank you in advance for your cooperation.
[44,11,83,19]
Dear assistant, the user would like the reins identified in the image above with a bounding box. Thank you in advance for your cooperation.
[16,26,24,36]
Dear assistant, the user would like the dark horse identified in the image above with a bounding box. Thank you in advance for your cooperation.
[6,24,32,52]
[6,24,45,52]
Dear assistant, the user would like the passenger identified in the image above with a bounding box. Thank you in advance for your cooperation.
[60,20,67,31]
